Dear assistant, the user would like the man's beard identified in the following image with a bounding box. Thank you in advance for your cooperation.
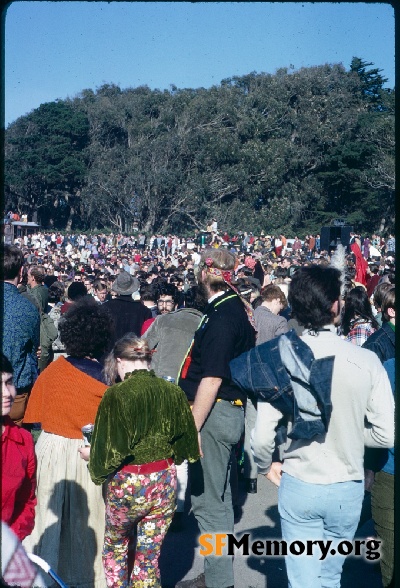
[196,281,209,306]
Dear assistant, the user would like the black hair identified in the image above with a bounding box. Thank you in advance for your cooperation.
[184,285,207,312]
[341,287,379,336]
[170,275,184,285]
[44,275,58,288]
[156,282,179,304]
[288,266,342,330]
[274,267,288,280]
[252,295,263,310]
[67,282,88,301]
[0,352,13,374]
[381,287,395,323]
[48,282,65,304]
[253,260,264,285]
[235,280,253,302]
[135,270,148,283]
[140,283,158,302]
[19,265,29,286]
[59,296,114,358]
[1,244,24,280]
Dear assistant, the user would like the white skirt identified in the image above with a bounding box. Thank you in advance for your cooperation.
[23,431,107,588]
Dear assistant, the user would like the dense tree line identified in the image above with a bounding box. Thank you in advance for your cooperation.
[4,58,394,236]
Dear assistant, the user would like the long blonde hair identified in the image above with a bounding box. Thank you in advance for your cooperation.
[103,334,152,385]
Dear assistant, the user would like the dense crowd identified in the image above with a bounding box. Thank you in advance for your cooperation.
[1,222,395,588]
[9,226,396,302]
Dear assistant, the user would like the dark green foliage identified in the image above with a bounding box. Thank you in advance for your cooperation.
[4,58,394,235]
[350,57,388,108]
[5,101,90,229]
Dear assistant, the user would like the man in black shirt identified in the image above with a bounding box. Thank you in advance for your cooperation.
[103,271,151,347]
[178,248,255,588]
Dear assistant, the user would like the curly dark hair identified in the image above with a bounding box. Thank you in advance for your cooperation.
[59,296,114,358]
[156,282,179,304]
[288,266,342,330]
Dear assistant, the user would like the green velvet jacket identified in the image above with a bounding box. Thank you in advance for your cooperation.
[89,370,200,485]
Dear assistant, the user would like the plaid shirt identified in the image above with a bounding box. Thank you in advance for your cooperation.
[346,319,376,347]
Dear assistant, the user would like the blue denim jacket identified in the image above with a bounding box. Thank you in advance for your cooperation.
[362,321,395,364]
[229,329,334,440]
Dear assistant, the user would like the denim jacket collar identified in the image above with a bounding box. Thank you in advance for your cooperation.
[230,329,335,441]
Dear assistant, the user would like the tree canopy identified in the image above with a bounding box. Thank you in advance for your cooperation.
[4,58,394,236]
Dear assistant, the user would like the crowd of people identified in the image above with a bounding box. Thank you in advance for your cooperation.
[1,221,396,588]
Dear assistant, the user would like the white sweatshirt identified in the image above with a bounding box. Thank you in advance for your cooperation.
[251,325,394,484]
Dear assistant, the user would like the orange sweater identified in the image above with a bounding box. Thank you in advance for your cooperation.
[24,357,107,439]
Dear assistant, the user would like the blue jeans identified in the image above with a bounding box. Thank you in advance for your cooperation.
[278,473,363,588]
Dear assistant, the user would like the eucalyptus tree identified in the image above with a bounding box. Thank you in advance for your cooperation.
[4,59,394,236]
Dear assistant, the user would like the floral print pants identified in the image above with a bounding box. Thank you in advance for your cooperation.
[103,465,176,588]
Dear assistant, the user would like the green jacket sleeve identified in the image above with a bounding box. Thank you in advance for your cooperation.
[169,386,201,465]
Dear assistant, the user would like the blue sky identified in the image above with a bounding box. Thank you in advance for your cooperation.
[4,2,395,128]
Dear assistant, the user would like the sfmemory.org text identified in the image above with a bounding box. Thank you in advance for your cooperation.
[199,534,381,561]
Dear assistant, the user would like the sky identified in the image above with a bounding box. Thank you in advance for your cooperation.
[3,1,395,128]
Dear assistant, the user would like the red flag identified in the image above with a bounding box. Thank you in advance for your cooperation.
[350,242,368,286]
